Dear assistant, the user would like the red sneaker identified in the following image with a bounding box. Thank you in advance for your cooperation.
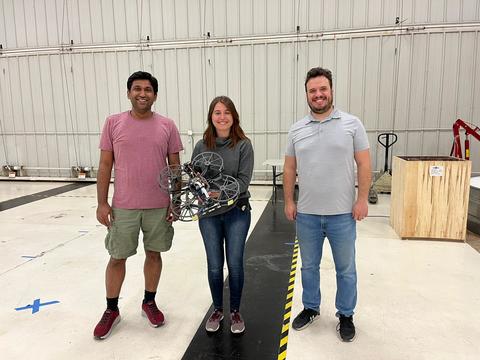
[142,301,165,327]
[230,311,245,334]
[93,309,121,340]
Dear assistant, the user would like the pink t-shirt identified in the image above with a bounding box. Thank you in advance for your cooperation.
[99,111,183,209]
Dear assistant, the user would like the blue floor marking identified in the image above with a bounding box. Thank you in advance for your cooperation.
[15,299,60,314]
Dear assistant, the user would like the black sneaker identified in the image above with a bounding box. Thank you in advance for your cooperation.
[292,308,319,331]
[337,314,356,342]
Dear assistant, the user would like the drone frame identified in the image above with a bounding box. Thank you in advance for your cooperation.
[158,152,240,221]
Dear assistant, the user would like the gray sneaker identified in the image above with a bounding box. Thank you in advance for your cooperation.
[205,309,224,332]
[230,311,245,334]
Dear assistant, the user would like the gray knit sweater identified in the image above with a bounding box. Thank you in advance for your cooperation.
[191,137,254,216]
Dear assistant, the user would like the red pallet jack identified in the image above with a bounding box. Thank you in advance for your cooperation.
[450,119,480,160]
[451,119,480,237]
[368,132,398,204]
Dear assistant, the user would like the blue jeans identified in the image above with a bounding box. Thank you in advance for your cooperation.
[296,212,357,316]
[199,206,251,312]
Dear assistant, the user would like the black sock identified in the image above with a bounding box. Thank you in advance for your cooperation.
[143,290,156,304]
[106,297,119,311]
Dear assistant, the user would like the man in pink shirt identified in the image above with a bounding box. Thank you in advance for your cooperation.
[93,71,183,340]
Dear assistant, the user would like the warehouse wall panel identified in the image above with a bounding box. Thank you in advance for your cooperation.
[163,49,181,126]
[457,32,477,123]
[187,48,205,135]
[363,37,380,131]
[252,43,267,169]
[440,32,460,129]
[280,0,295,33]
[2,1,480,50]
[473,36,480,124]
[423,33,443,130]
[349,38,366,123]
[367,0,384,27]
[238,44,254,133]
[334,39,351,113]
[462,0,480,22]
[411,0,429,23]
[409,34,428,133]
[266,43,280,130]
[393,34,412,133]
[0,1,6,48]
[378,36,396,130]
[1,1,480,179]
[322,0,337,30]
[352,0,368,28]
[225,46,240,108]
[177,48,193,134]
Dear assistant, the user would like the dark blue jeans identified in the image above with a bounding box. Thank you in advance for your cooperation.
[198,206,251,312]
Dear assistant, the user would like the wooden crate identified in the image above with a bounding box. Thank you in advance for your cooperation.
[390,156,471,240]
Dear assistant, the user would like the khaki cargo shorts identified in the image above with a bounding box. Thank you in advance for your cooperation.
[105,208,174,259]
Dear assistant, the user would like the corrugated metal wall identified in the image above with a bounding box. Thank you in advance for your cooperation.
[0,0,479,179]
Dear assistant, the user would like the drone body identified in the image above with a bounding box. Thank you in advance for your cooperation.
[158,152,240,221]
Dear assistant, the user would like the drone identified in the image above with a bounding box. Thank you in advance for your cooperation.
[158,152,240,221]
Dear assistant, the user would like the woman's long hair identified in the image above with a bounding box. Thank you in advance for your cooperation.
[203,96,247,149]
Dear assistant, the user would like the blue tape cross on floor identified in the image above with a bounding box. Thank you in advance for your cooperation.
[15,299,60,314]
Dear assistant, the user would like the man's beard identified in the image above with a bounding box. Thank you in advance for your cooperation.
[308,97,333,114]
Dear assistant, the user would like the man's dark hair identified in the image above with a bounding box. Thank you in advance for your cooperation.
[304,67,333,91]
[127,71,159,94]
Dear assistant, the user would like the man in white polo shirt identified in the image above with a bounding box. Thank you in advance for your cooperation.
[283,67,371,342]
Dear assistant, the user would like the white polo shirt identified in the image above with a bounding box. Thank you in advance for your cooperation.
[285,108,370,215]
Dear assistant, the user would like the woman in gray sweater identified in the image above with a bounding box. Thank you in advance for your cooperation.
[192,96,254,334]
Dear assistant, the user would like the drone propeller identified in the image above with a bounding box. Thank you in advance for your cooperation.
[158,164,184,192]
[208,174,240,206]
[171,191,202,222]
[192,151,223,180]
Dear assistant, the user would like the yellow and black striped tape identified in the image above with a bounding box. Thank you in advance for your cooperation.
[277,238,299,360]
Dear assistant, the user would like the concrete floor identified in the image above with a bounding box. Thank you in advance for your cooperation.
[0,182,479,360]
